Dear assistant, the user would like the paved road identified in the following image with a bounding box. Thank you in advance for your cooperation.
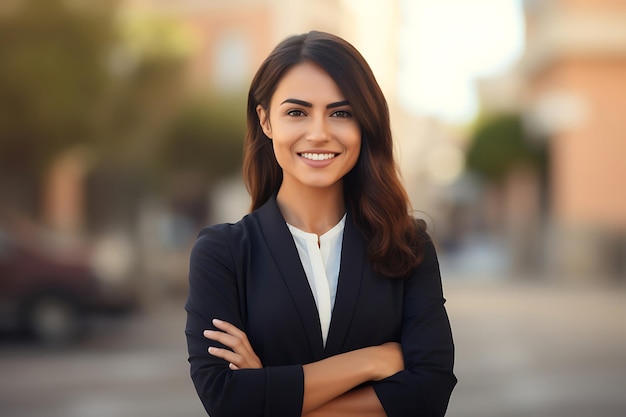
[1,281,625,417]
[0,300,205,417]
[445,281,626,417]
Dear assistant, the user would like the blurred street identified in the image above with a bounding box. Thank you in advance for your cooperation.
[2,1,625,416]
[1,280,625,417]
[0,298,205,417]
[445,280,626,417]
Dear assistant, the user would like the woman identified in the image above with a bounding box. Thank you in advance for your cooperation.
[185,31,456,417]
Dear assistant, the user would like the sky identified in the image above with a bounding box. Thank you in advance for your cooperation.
[398,0,525,123]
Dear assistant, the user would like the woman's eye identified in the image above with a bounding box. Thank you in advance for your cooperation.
[332,110,352,118]
[287,110,306,117]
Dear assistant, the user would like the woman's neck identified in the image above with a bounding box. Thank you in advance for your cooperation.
[276,183,345,236]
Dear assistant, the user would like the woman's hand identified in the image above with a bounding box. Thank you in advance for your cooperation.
[203,319,263,370]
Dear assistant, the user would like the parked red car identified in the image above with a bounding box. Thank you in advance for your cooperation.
[0,215,136,346]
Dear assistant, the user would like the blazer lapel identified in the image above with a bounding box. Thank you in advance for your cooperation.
[256,196,325,359]
[324,212,365,356]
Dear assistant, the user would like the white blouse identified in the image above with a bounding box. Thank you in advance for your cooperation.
[286,214,346,346]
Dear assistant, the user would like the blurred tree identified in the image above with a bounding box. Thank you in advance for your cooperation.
[0,0,246,230]
[0,0,188,214]
[465,113,547,182]
[97,13,191,165]
[156,95,245,182]
[145,93,246,227]
[0,0,116,177]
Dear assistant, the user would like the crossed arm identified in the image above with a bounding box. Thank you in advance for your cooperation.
[205,318,403,416]
[187,228,456,417]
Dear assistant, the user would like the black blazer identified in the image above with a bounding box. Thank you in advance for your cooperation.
[185,196,456,417]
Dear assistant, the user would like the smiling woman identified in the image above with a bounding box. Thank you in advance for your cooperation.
[185,31,456,417]
[256,62,361,200]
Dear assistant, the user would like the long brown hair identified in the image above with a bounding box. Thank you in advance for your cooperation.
[243,31,427,278]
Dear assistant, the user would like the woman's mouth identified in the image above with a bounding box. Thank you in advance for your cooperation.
[299,152,338,161]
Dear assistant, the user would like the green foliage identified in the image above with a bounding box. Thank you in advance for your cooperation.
[466,113,546,181]
[0,0,188,180]
[0,0,117,175]
[0,0,245,219]
[157,95,246,180]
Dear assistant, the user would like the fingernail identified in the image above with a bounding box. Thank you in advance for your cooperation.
[212,318,222,325]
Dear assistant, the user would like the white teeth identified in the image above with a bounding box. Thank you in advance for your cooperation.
[300,153,337,161]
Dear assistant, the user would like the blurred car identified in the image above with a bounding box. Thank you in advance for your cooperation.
[0,217,137,346]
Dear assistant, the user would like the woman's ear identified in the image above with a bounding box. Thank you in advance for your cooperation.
[256,105,272,139]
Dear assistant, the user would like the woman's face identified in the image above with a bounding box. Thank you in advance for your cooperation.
[257,62,361,193]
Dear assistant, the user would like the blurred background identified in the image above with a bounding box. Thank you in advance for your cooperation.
[0,0,624,416]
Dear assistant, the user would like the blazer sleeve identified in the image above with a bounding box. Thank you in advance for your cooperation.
[185,225,305,417]
[372,240,457,417]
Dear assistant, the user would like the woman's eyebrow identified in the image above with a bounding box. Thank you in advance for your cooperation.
[280,99,350,109]
[281,98,312,107]
[327,100,350,109]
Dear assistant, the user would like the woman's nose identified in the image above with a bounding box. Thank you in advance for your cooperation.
[305,116,329,142]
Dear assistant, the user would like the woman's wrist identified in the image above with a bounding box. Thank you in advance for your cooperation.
[367,342,404,381]
[346,345,390,381]
[356,346,381,381]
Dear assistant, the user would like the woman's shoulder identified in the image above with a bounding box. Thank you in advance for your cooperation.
[406,216,439,268]
[189,215,260,272]
[191,197,281,259]
[196,214,252,243]
[198,219,243,238]
[408,216,433,249]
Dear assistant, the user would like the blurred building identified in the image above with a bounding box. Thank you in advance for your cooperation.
[479,0,626,281]
[120,0,368,95]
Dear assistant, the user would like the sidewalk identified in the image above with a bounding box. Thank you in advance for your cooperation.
[1,280,624,417]
[444,280,626,417]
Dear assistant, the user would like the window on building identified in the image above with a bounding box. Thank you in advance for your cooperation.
[213,31,250,92]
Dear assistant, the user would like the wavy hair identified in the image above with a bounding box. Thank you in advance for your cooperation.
[243,31,427,277]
